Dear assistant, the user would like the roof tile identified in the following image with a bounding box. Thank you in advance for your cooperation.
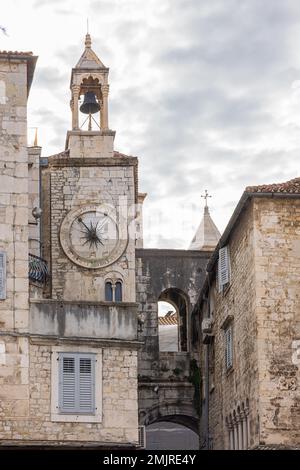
[246,177,300,194]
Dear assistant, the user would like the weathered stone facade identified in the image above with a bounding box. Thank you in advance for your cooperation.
[136,249,211,432]
[198,187,300,449]
[0,39,141,448]
[41,156,137,302]
[0,52,36,441]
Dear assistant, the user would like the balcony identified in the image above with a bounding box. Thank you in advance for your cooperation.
[29,253,49,284]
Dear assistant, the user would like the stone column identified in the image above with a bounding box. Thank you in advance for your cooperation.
[237,416,243,450]
[245,407,250,448]
[233,417,239,450]
[228,423,234,450]
[241,411,248,449]
[72,85,80,130]
[101,84,109,129]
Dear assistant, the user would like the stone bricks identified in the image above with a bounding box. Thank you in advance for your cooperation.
[199,195,300,449]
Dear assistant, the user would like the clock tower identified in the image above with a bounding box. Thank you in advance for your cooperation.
[34,35,140,447]
[42,33,138,303]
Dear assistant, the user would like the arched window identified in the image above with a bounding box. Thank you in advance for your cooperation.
[105,281,113,301]
[115,281,122,302]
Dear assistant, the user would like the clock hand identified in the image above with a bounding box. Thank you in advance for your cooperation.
[78,217,91,233]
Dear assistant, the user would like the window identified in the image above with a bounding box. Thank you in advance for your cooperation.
[0,251,6,300]
[218,246,230,293]
[105,280,123,302]
[58,353,95,414]
[115,281,122,302]
[225,326,233,370]
[105,281,113,301]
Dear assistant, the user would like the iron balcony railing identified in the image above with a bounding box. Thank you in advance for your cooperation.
[29,253,49,284]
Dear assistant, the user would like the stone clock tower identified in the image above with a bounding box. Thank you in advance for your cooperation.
[25,35,140,447]
[42,34,137,303]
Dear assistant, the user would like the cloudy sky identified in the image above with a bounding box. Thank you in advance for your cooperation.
[2,0,300,248]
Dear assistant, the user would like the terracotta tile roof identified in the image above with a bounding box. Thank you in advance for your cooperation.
[158,313,178,326]
[0,50,33,56]
[246,177,300,194]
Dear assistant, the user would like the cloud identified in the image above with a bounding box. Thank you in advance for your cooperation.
[33,0,63,8]
[23,0,300,247]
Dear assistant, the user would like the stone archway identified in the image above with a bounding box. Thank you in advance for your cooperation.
[158,288,189,352]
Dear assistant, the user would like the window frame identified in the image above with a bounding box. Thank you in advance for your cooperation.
[58,352,95,415]
[225,325,233,370]
[105,279,123,302]
[51,346,102,423]
[218,246,231,293]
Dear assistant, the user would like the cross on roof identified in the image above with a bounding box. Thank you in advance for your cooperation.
[201,189,212,208]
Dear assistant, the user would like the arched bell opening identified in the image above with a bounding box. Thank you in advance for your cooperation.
[78,76,101,131]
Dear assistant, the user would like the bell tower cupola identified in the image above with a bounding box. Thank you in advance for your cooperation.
[66,34,115,158]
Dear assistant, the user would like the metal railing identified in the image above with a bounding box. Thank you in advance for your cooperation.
[29,253,49,284]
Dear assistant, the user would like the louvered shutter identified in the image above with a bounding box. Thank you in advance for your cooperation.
[0,251,6,300]
[60,355,76,412]
[58,353,95,414]
[218,246,230,292]
[79,357,95,413]
[225,327,233,369]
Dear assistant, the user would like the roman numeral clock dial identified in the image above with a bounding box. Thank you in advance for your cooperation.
[60,205,128,269]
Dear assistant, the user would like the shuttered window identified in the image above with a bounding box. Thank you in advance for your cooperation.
[59,353,95,414]
[0,251,6,300]
[225,326,233,370]
[218,246,230,293]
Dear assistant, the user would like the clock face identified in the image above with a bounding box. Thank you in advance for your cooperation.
[60,205,128,269]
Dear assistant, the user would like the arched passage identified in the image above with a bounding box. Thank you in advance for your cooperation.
[158,288,189,352]
[146,419,199,450]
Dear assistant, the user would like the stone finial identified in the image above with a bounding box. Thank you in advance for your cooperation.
[85,33,92,48]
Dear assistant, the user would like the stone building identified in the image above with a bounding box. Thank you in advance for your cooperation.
[0,37,140,448]
[197,179,300,449]
[0,37,222,449]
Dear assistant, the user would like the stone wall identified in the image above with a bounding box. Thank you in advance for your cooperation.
[0,56,31,434]
[200,195,300,449]
[200,200,259,449]
[43,157,137,303]
[254,197,300,447]
[0,342,138,445]
[136,249,210,429]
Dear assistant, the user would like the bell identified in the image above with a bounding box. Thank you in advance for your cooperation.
[79,91,100,115]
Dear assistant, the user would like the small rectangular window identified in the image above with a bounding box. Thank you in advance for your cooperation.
[225,326,233,370]
[0,251,6,300]
[59,353,95,414]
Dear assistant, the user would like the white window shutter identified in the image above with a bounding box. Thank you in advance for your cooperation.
[79,357,95,413]
[218,246,230,292]
[60,355,76,412]
[0,251,6,300]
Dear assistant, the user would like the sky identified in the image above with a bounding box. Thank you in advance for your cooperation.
[1,0,300,248]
